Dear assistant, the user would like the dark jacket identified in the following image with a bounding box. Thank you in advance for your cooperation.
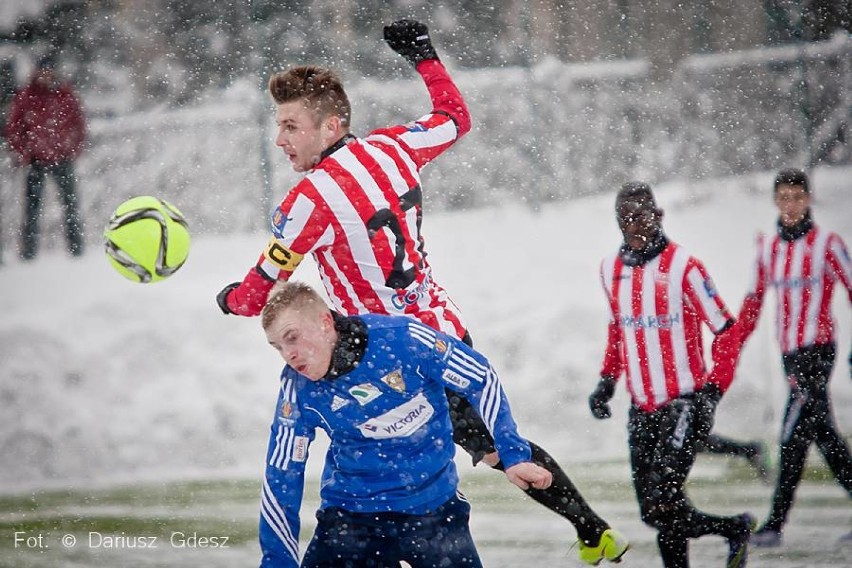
[5,74,86,165]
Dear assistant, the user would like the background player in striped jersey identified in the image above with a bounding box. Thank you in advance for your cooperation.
[738,168,852,547]
[217,19,627,565]
[257,281,552,567]
[588,182,754,568]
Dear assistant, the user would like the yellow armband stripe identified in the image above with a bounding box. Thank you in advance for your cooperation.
[263,238,304,271]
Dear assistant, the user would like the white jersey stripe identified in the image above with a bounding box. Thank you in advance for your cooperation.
[449,348,489,375]
[640,256,667,406]
[366,133,420,178]
[261,477,299,560]
[770,241,786,346]
[335,147,392,210]
[277,192,315,241]
[408,322,437,347]
[785,240,805,350]
[311,169,389,291]
[361,141,417,197]
[619,268,646,406]
[479,368,500,431]
[802,230,828,346]
[397,118,458,149]
[668,249,693,393]
[317,246,370,315]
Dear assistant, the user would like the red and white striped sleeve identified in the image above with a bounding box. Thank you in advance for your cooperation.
[738,233,769,341]
[825,232,852,302]
[367,60,469,171]
[599,257,625,379]
[683,257,733,334]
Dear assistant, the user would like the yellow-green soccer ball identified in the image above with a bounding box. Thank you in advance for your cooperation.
[103,196,190,283]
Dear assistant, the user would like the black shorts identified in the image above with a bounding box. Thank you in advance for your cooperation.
[301,492,482,568]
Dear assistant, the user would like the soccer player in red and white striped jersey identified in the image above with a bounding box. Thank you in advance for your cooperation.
[588,182,754,568]
[218,20,627,566]
[738,168,852,548]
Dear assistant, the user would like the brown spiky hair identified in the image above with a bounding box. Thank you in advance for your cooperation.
[261,281,328,331]
[268,66,351,128]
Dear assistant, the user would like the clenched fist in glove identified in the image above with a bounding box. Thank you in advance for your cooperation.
[588,376,617,420]
[383,19,438,66]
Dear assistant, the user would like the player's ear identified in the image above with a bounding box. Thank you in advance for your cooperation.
[320,115,343,146]
[319,310,334,330]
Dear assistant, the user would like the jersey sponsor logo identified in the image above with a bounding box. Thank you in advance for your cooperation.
[381,369,406,393]
[292,435,309,462]
[358,394,434,439]
[331,395,350,411]
[390,274,431,310]
[263,238,304,271]
[349,383,383,405]
[770,276,820,289]
[442,369,470,389]
[619,313,682,329]
[278,401,295,427]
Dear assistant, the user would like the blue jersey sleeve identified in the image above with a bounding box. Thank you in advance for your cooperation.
[406,321,532,469]
[259,373,316,568]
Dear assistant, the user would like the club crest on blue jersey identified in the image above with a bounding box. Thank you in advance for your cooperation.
[381,369,406,393]
[278,400,296,426]
[434,338,454,361]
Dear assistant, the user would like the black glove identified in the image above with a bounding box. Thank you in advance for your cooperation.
[216,282,240,315]
[588,376,617,420]
[383,19,438,66]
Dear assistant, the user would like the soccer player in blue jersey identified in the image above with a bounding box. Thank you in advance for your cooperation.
[257,281,553,567]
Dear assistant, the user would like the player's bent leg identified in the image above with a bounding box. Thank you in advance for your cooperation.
[655,523,689,568]
[446,389,625,557]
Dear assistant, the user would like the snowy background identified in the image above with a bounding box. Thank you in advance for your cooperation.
[0,164,850,568]
[1,164,849,489]
[0,3,850,565]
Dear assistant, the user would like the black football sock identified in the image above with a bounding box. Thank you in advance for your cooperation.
[495,441,609,543]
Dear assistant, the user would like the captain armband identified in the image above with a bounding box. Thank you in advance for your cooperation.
[263,238,305,272]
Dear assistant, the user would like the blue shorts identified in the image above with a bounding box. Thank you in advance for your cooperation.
[301,492,482,568]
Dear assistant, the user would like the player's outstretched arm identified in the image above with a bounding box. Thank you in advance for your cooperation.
[505,462,552,490]
[383,19,471,137]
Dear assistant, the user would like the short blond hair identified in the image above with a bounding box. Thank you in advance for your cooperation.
[261,282,329,330]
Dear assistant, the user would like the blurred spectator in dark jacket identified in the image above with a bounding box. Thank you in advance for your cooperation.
[5,54,86,259]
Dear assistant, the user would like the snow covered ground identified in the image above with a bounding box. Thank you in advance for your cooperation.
[0,165,850,566]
